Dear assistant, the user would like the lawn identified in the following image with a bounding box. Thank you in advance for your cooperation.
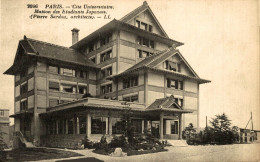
[1,148,84,162]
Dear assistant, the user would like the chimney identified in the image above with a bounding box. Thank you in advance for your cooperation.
[71,28,80,45]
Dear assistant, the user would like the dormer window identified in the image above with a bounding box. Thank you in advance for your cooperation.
[135,20,153,32]
[164,61,181,72]
[137,36,154,48]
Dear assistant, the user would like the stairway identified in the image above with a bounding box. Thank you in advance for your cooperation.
[15,131,35,148]
[167,140,188,147]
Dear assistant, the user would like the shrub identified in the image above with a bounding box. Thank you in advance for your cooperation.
[110,135,127,148]
[186,114,239,145]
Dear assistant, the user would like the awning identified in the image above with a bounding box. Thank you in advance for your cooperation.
[10,110,33,118]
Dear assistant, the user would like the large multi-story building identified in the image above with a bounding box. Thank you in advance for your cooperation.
[4,1,210,148]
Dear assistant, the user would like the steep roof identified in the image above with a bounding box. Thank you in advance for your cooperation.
[70,19,183,50]
[4,36,98,75]
[119,1,168,38]
[146,95,193,113]
[107,47,210,84]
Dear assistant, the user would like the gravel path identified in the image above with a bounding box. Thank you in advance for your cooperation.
[39,143,260,162]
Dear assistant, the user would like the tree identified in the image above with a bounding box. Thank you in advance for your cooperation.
[209,113,236,144]
[210,113,231,132]
[0,132,7,151]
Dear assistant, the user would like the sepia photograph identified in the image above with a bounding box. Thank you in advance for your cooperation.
[0,0,259,161]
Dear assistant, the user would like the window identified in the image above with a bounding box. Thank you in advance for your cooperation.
[90,57,96,64]
[165,61,181,72]
[49,81,59,91]
[136,20,153,32]
[138,50,153,58]
[174,98,183,107]
[49,99,59,107]
[100,50,112,63]
[49,66,59,74]
[20,69,27,78]
[101,66,112,78]
[61,83,77,93]
[123,76,138,89]
[107,67,112,76]
[79,116,86,134]
[141,22,147,30]
[167,79,183,90]
[101,84,112,94]
[89,44,94,53]
[60,68,76,77]
[91,116,107,134]
[135,20,140,28]
[20,82,28,94]
[123,95,138,102]
[0,110,4,117]
[112,118,124,134]
[137,37,155,49]
[100,34,112,47]
[143,38,149,47]
[77,71,86,78]
[78,85,87,94]
[20,99,28,111]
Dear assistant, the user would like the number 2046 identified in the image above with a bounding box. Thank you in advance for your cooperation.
[27,4,38,8]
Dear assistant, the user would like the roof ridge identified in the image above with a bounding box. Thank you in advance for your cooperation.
[26,37,75,51]
[145,48,173,67]
[119,2,147,21]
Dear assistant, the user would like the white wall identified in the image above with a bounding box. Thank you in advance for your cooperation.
[185,80,197,93]
[185,96,198,110]
[148,72,164,86]
[147,91,164,105]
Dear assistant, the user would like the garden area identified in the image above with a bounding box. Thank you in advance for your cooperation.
[82,109,168,156]
[182,113,240,145]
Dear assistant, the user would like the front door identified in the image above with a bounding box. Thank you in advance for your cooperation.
[170,120,179,134]
[20,117,31,140]
[151,121,160,138]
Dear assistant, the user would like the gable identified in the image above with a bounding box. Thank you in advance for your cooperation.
[120,2,168,38]
[154,52,199,78]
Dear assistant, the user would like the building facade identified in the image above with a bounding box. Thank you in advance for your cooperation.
[0,109,10,148]
[4,1,210,148]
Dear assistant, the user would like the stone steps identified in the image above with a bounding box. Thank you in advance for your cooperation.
[167,140,188,147]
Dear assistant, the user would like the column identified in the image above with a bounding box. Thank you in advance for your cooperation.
[142,120,145,134]
[73,117,76,134]
[56,120,59,135]
[86,113,91,137]
[160,112,164,140]
[108,117,113,135]
[77,117,80,134]
[179,113,182,139]
[62,120,65,134]
[65,119,68,134]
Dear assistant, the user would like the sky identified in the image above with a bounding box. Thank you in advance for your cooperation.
[0,0,259,129]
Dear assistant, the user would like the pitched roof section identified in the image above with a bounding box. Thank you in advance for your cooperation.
[70,19,183,50]
[106,47,210,84]
[26,37,97,67]
[147,95,181,110]
[146,95,193,113]
[119,1,168,38]
[4,36,98,75]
